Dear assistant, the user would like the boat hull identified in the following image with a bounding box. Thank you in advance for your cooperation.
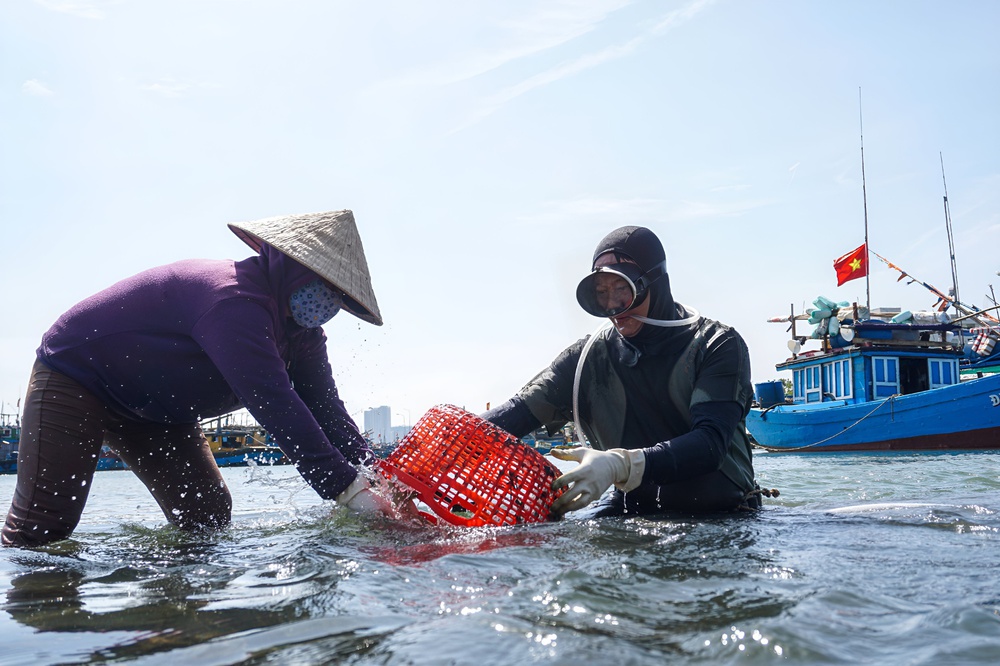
[96,456,128,471]
[746,374,1000,452]
[212,448,288,467]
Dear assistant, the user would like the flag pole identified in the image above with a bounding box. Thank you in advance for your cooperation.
[858,87,871,312]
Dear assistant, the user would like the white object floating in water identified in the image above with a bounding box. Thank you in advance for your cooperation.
[825,502,948,514]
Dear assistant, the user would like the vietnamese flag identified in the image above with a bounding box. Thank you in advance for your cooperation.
[833,243,868,286]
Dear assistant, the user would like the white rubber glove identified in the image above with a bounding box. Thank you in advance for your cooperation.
[336,472,422,520]
[550,447,646,515]
[336,474,395,517]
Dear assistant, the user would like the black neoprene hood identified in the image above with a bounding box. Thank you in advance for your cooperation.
[591,226,665,271]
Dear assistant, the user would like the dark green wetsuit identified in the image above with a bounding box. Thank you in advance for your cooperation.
[485,305,758,515]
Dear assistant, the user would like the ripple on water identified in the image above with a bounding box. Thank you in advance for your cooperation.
[3,458,1000,663]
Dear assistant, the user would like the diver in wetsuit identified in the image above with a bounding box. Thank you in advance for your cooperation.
[483,226,761,517]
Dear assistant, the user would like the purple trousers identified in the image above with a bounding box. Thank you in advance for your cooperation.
[2,360,232,547]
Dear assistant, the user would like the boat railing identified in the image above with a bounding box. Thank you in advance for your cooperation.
[848,337,961,352]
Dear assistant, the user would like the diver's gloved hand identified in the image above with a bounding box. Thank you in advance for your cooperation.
[336,474,395,517]
[550,447,645,514]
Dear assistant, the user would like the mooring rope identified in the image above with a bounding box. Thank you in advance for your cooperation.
[750,393,901,453]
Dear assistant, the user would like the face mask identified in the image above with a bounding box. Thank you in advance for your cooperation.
[289,280,343,328]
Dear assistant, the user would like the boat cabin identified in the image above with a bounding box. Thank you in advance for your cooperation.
[777,312,963,404]
[779,320,963,406]
[782,348,960,405]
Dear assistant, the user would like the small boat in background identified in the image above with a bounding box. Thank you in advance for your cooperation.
[521,425,576,455]
[0,412,292,474]
[96,445,128,471]
[1,416,20,475]
[204,416,289,467]
[1,417,128,472]
[747,294,1000,452]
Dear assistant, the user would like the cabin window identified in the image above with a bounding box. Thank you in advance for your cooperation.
[793,364,837,403]
[804,366,821,402]
[928,358,958,389]
[821,358,853,400]
[872,356,899,398]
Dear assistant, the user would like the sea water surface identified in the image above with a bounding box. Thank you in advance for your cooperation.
[1,451,999,665]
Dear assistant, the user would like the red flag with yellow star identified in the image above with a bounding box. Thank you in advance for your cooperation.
[833,243,867,286]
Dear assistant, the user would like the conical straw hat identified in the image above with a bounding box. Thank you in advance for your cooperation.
[228,210,383,326]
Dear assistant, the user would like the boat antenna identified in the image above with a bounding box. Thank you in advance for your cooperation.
[859,88,871,312]
[940,152,961,315]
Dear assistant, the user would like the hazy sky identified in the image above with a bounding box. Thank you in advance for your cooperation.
[2,0,998,428]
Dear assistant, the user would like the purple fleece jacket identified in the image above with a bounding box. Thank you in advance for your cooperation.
[37,244,372,500]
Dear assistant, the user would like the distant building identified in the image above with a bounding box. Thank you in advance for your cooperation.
[363,406,391,443]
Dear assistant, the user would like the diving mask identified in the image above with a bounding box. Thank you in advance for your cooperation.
[575,260,666,318]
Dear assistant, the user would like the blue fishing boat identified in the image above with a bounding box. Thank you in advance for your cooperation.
[1,426,130,473]
[204,416,289,467]
[212,447,288,467]
[96,445,129,471]
[1,417,19,475]
[520,425,575,455]
[747,297,1000,452]
[0,412,290,473]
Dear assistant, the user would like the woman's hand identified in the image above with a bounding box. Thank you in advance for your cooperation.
[337,472,420,520]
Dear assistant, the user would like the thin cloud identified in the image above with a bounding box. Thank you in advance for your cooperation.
[33,0,118,19]
[139,80,194,98]
[366,0,632,92]
[649,0,716,34]
[490,38,641,106]
[671,197,772,220]
[517,193,767,225]
[961,173,1000,219]
[524,197,666,221]
[892,223,943,260]
[22,79,54,96]
[788,162,800,182]
[711,183,752,193]
[456,0,715,132]
[833,168,856,188]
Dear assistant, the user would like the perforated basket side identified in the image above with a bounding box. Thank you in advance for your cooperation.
[377,404,563,527]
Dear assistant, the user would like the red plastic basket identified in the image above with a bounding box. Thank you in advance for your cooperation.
[376,404,564,527]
